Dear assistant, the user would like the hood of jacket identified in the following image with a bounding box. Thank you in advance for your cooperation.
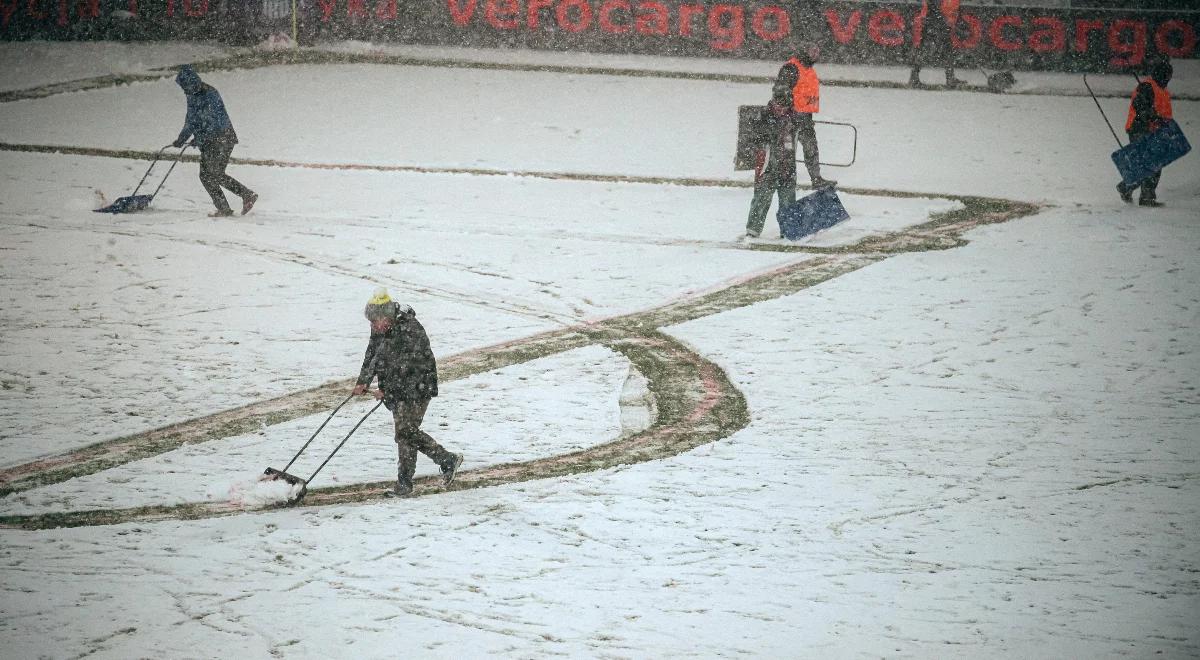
[1151,59,1173,88]
[176,65,203,95]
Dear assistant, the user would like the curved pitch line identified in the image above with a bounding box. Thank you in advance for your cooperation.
[0,332,744,530]
[0,201,1040,528]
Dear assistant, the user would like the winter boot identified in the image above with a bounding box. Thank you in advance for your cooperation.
[441,453,464,486]
[209,208,234,217]
[1117,182,1133,203]
[241,192,258,215]
[385,481,413,498]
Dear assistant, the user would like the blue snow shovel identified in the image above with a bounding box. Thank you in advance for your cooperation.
[777,186,850,241]
[1110,119,1191,188]
[94,144,189,213]
[1083,75,1192,188]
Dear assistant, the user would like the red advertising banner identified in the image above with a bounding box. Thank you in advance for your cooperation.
[305,0,1199,71]
[3,0,1197,73]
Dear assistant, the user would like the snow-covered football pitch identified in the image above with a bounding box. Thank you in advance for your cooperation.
[0,43,1197,657]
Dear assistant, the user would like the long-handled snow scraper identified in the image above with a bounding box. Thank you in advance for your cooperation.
[1083,74,1125,150]
[978,65,1016,93]
[94,144,189,214]
[1083,74,1192,189]
[263,393,384,505]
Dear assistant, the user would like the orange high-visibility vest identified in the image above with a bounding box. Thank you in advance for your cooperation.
[787,57,820,114]
[1126,79,1173,131]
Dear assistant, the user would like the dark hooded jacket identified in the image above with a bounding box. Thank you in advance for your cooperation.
[356,308,439,403]
[174,65,238,149]
[751,96,797,182]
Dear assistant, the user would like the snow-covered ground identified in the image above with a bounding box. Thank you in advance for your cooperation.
[0,41,229,91]
[0,41,1197,657]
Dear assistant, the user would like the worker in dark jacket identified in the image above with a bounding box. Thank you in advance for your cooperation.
[909,0,965,88]
[744,42,835,239]
[353,288,462,497]
[172,65,258,217]
[744,86,798,238]
[1117,59,1175,207]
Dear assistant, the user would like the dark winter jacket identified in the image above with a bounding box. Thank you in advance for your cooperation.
[1128,82,1161,135]
[174,66,238,149]
[752,98,797,182]
[356,311,439,403]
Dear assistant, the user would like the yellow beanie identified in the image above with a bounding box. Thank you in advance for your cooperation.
[367,288,392,306]
[364,287,397,321]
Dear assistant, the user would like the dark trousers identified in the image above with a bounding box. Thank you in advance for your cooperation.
[390,398,454,490]
[796,113,823,183]
[1125,130,1161,200]
[746,139,796,237]
[909,16,957,83]
[199,140,253,212]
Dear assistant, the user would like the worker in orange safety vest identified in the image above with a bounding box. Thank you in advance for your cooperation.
[1117,58,1175,207]
[780,42,835,190]
[909,0,965,88]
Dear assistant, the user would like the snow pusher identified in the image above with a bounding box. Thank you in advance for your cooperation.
[979,66,1016,94]
[94,145,189,214]
[262,393,384,505]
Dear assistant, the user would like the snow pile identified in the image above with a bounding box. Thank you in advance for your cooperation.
[257,32,297,52]
[223,473,303,507]
[618,364,655,436]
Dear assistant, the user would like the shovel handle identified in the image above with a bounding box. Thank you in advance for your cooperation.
[127,147,169,198]
[147,144,190,202]
[812,120,858,168]
[1083,74,1124,149]
[304,400,385,485]
[279,393,356,473]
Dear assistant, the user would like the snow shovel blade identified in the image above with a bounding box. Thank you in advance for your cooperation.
[94,194,153,214]
[262,467,308,504]
[986,71,1015,94]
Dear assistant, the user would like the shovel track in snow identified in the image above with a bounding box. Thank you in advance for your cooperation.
[0,194,1038,530]
[0,140,993,204]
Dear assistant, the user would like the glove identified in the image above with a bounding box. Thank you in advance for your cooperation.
[351,384,367,396]
[171,139,186,149]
